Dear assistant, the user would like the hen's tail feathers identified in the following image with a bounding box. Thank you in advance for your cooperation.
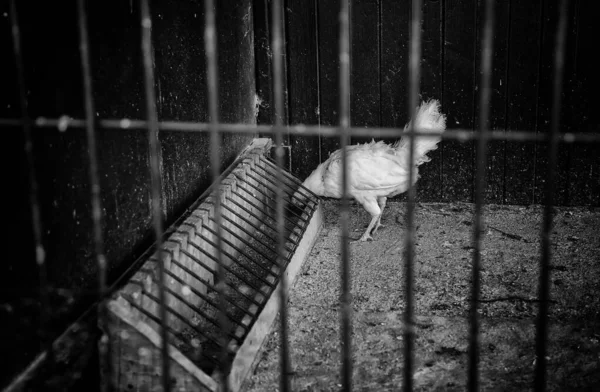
[393,99,447,166]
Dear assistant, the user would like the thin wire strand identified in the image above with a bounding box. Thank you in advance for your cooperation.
[535,0,568,390]
[271,0,291,391]
[2,117,599,143]
[404,0,422,390]
[469,0,495,390]
[76,0,111,390]
[339,0,352,390]
[204,0,232,389]
[8,0,53,366]
[140,1,170,390]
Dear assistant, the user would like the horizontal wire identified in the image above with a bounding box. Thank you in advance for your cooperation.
[1,117,599,143]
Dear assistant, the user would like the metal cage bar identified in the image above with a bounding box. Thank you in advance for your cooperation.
[225,195,301,247]
[75,1,111,390]
[8,0,53,371]
[158,261,251,331]
[338,0,352,390]
[220,203,296,255]
[203,0,233,387]
[261,156,321,202]
[403,0,423,390]
[218,212,283,264]
[175,245,266,307]
[166,247,262,311]
[242,171,311,224]
[199,213,281,276]
[468,0,495,390]
[243,171,311,224]
[139,0,170,390]
[189,228,276,292]
[271,0,292,391]
[535,0,569,390]
[252,158,317,207]
[3,116,600,143]
[121,291,225,364]
[236,182,305,231]
[4,0,596,391]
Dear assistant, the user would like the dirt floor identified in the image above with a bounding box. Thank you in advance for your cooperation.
[242,200,600,391]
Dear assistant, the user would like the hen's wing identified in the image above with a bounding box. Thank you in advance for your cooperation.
[322,147,411,198]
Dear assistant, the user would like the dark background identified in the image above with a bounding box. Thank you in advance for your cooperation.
[266,0,600,206]
[1,0,598,389]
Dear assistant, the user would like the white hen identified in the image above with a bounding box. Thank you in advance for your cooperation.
[297,99,446,241]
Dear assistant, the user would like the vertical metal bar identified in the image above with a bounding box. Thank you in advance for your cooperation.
[535,0,568,390]
[469,0,495,390]
[271,0,291,391]
[404,0,422,390]
[139,1,170,391]
[76,1,111,390]
[338,0,352,390]
[203,0,231,389]
[9,0,52,363]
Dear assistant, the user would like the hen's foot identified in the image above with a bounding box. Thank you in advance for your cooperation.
[356,233,374,242]
[372,223,386,234]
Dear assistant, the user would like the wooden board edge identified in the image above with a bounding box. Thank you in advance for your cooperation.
[228,203,323,391]
[106,298,219,392]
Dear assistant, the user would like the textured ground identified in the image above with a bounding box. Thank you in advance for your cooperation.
[242,200,600,391]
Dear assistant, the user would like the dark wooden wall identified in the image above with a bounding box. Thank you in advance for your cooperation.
[254,0,600,206]
[2,0,255,388]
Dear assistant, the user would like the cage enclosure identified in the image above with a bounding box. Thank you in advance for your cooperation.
[2,0,600,391]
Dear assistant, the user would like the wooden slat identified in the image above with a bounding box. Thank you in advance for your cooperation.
[106,297,218,392]
[253,0,273,129]
[350,0,380,144]
[379,0,409,130]
[533,0,570,206]
[441,0,478,202]
[233,205,323,392]
[566,0,600,206]
[253,0,289,135]
[316,0,341,161]
[504,0,544,205]
[417,0,444,202]
[479,0,510,204]
[287,0,321,180]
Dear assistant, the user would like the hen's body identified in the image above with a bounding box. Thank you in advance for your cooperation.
[299,99,447,241]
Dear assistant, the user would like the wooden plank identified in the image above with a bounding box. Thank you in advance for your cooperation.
[216,0,258,174]
[441,0,477,203]
[350,0,380,144]
[152,0,256,224]
[417,0,444,202]
[379,0,413,201]
[504,0,543,205]
[489,0,510,204]
[567,0,600,206]
[253,0,289,134]
[473,0,510,204]
[233,204,323,392]
[316,0,341,161]
[280,0,290,130]
[106,297,218,392]
[380,0,409,130]
[286,0,321,180]
[533,0,575,206]
[152,0,208,222]
[253,0,273,129]
[531,0,555,206]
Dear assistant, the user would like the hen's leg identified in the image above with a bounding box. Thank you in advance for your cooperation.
[356,196,380,242]
[372,197,387,234]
